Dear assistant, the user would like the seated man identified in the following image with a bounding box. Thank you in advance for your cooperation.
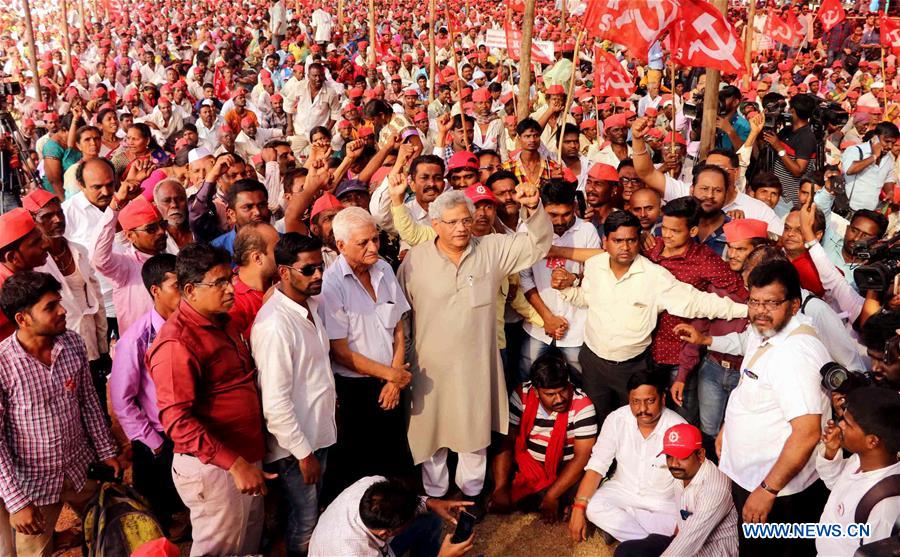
[569,372,685,545]
[614,424,738,557]
[309,476,473,557]
[489,350,597,521]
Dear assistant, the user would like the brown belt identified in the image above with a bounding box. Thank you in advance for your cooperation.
[705,352,741,371]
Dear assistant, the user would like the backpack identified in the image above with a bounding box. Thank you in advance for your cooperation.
[853,474,900,546]
[82,482,166,557]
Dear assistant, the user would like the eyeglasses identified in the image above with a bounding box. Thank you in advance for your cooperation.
[439,217,474,228]
[193,277,233,290]
[620,177,643,185]
[747,298,787,311]
[133,220,166,234]
[282,263,325,277]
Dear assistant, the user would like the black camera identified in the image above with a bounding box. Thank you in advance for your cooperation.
[852,232,900,293]
[820,362,875,394]
[0,80,21,97]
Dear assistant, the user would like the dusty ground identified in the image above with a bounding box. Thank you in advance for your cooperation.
[57,506,616,556]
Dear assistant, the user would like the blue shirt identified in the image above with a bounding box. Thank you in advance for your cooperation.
[211,228,237,255]
[716,114,750,152]
[840,141,897,211]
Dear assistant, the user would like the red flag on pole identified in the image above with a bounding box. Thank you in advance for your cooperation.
[504,22,554,64]
[583,0,680,61]
[670,0,746,75]
[508,0,525,13]
[783,9,806,43]
[765,11,800,47]
[816,0,845,33]
[593,47,636,97]
[882,15,900,56]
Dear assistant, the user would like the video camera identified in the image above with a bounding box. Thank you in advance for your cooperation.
[852,232,900,293]
[0,80,21,97]
[820,362,876,395]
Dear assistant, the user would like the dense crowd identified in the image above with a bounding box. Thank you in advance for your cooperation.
[0,0,899,555]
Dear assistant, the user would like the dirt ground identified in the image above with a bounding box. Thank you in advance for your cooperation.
[57,506,616,557]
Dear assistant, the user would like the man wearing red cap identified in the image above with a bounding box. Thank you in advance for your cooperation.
[614,423,738,557]
[582,163,619,233]
[472,88,503,153]
[308,192,344,269]
[92,159,167,334]
[591,113,632,168]
[0,271,120,557]
[445,151,480,190]
[0,209,50,342]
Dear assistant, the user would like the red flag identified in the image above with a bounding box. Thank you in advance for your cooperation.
[765,11,800,47]
[445,8,462,37]
[583,0,680,61]
[882,15,900,56]
[816,0,845,33]
[670,0,745,75]
[593,47,636,97]
[783,9,806,43]
[504,23,554,64]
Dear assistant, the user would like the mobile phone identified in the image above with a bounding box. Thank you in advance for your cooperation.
[87,462,121,483]
[574,190,587,218]
[451,511,476,543]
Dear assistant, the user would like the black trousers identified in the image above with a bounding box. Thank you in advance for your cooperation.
[614,534,674,557]
[579,346,652,427]
[731,479,828,557]
[132,438,186,531]
[89,355,112,421]
[323,375,415,504]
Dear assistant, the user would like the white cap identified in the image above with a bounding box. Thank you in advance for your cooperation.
[188,147,213,164]
[871,81,885,89]
[200,98,216,107]
[472,69,486,80]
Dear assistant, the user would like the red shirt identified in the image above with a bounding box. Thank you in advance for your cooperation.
[147,300,265,469]
[0,265,15,341]
[228,275,265,340]
[647,239,746,369]
[790,251,825,297]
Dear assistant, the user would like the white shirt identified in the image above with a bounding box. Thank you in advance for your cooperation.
[311,9,334,43]
[63,192,116,317]
[815,451,900,557]
[719,316,830,495]
[290,81,342,138]
[586,406,686,510]
[662,174,785,236]
[319,256,410,379]
[520,219,600,347]
[251,290,337,463]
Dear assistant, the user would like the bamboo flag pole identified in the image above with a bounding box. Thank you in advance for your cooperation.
[743,0,757,91]
[699,0,728,158]
[23,0,42,103]
[556,30,584,162]
[516,0,537,120]
[367,0,376,66]
[428,0,436,103]
[505,3,518,117]
[883,0,890,117]
[670,62,677,153]
[338,0,345,36]
[61,0,74,79]
[446,8,471,151]
[78,0,87,41]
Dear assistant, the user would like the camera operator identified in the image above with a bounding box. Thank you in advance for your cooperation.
[761,94,818,205]
[816,387,900,557]
[840,122,898,212]
[861,312,900,390]
[715,86,750,152]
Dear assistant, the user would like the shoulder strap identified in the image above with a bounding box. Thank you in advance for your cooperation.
[854,474,900,543]
[746,324,819,369]
[800,293,819,315]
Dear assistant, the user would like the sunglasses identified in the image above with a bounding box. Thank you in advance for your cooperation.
[282,263,325,276]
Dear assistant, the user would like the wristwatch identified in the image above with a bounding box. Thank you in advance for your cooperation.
[760,480,780,496]
[777,149,787,158]
[803,239,818,250]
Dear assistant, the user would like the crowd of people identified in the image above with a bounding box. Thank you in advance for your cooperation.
[0,0,899,555]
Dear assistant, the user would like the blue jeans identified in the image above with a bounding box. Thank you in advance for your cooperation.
[698,358,740,437]
[265,449,328,557]
[519,336,583,385]
[389,512,443,557]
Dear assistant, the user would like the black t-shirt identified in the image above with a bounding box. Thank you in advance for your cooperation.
[774,124,817,204]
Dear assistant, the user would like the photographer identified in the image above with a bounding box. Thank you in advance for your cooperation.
[840,122,898,212]
[816,387,900,557]
[715,86,750,152]
[761,93,818,205]
[861,313,900,390]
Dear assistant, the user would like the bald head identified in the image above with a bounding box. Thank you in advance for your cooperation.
[233,222,280,284]
[629,188,662,232]
[154,179,188,227]
[78,158,117,210]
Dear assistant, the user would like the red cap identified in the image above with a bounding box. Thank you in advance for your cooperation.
[310,192,343,219]
[723,218,768,243]
[357,126,374,138]
[546,84,565,96]
[604,113,628,129]
[22,189,58,213]
[588,163,619,182]
[119,196,162,231]
[579,119,597,130]
[663,132,687,146]
[465,183,498,204]
[446,151,479,173]
[645,107,659,118]
[472,88,491,102]
[403,89,419,97]
[658,424,703,459]
[0,208,36,249]
[413,111,428,123]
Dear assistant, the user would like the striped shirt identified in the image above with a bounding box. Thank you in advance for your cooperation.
[662,459,738,557]
[509,384,597,463]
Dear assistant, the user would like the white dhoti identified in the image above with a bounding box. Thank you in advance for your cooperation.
[585,482,679,542]
[422,447,488,497]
